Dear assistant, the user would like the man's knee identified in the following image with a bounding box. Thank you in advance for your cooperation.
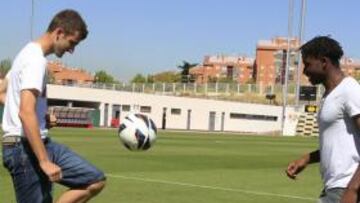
[87,180,106,196]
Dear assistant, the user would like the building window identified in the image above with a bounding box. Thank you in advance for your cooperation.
[171,108,181,115]
[226,66,234,79]
[140,106,151,113]
[65,79,75,85]
[229,113,277,121]
[122,105,131,112]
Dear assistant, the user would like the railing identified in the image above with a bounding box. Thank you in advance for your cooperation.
[53,82,324,105]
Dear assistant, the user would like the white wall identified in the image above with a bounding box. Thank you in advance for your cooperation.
[48,84,297,135]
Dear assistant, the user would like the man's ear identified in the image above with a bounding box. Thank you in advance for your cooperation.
[53,27,65,40]
[321,57,330,69]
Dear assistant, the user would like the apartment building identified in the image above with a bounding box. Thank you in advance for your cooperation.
[255,37,301,86]
[255,37,360,86]
[190,55,255,84]
[341,57,360,78]
[47,61,94,85]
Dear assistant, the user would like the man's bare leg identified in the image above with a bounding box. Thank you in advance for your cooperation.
[56,180,105,203]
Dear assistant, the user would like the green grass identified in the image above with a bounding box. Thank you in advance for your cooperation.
[0,128,322,203]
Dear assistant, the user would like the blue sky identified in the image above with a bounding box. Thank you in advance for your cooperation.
[0,0,359,81]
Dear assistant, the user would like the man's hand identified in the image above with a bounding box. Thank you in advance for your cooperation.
[45,113,57,129]
[39,160,62,182]
[286,158,308,179]
[0,78,8,105]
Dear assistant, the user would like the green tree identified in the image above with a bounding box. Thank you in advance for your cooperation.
[0,58,11,78]
[353,67,360,81]
[94,70,117,84]
[146,75,154,83]
[177,61,198,83]
[149,71,181,83]
[47,71,56,84]
[131,74,147,83]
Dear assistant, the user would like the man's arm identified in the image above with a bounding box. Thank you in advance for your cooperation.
[286,150,320,179]
[340,115,360,203]
[19,89,62,182]
[0,78,8,105]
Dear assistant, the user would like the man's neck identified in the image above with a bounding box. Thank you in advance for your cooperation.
[34,33,54,57]
[323,68,345,95]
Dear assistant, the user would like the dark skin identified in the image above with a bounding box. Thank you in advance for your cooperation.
[285,56,360,203]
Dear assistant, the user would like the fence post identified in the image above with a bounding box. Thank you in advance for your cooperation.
[205,83,208,95]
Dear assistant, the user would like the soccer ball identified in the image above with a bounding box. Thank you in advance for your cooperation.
[118,113,157,151]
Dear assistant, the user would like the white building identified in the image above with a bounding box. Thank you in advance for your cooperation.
[48,84,298,135]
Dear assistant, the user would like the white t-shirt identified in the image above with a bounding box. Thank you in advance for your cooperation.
[2,42,48,138]
[318,76,360,189]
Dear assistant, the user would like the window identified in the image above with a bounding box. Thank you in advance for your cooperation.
[140,106,151,113]
[229,113,277,121]
[122,105,131,112]
[226,66,234,79]
[171,108,181,115]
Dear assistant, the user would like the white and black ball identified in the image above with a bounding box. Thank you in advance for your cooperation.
[118,113,157,151]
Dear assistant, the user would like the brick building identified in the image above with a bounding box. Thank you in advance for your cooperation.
[47,61,94,85]
[255,37,301,86]
[341,57,360,79]
[190,55,254,84]
[255,37,360,86]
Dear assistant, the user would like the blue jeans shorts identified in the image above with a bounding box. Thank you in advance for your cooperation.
[318,188,345,203]
[2,137,106,203]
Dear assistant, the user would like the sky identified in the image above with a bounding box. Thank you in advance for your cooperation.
[0,0,359,81]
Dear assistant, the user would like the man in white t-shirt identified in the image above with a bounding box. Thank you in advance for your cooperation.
[1,9,105,203]
[286,36,360,203]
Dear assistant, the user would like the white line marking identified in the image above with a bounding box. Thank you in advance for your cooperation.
[106,174,316,201]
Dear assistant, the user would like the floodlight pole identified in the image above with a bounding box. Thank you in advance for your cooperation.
[295,0,307,107]
[281,0,294,136]
[30,0,34,40]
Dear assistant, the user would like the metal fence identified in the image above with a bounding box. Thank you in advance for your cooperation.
[56,82,324,105]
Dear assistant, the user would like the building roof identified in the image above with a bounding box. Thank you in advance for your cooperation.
[257,37,300,50]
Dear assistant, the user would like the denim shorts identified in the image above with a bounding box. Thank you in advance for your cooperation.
[2,137,106,203]
[318,188,345,203]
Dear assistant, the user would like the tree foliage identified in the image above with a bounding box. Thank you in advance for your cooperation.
[131,74,147,83]
[131,71,181,83]
[148,71,181,83]
[177,60,198,83]
[0,58,11,78]
[94,70,118,84]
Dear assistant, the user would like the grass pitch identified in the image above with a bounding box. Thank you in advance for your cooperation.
[1,128,321,203]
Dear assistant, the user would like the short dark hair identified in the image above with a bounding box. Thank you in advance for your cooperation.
[300,36,343,66]
[47,9,88,40]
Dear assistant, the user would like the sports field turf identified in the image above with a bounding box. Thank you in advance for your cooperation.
[1,128,322,203]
